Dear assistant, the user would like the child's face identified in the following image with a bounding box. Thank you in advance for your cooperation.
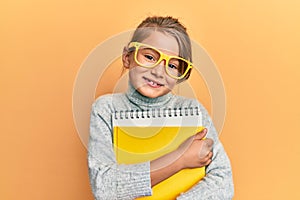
[124,31,179,98]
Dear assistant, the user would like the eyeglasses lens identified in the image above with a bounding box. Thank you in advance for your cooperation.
[136,45,188,79]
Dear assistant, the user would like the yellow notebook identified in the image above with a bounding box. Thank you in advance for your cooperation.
[113,108,205,200]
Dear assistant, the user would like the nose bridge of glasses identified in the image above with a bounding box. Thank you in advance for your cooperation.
[151,56,167,76]
[158,53,170,66]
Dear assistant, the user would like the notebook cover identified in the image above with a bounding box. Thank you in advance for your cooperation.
[113,109,205,199]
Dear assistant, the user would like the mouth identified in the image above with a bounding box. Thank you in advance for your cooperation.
[143,77,164,88]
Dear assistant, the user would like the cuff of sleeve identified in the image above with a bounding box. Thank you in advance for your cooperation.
[117,161,152,199]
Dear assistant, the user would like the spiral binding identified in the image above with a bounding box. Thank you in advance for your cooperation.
[114,107,201,120]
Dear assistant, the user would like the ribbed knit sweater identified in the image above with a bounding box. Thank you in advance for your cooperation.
[88,83,234,200]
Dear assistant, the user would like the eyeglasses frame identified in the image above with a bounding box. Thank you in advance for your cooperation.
[128,42,193,80]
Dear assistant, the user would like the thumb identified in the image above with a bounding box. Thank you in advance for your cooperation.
[194,128,207,140]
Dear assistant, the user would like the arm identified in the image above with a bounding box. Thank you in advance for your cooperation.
[88,98,152,200]
[150,129,213,186]
[176,104,234,200]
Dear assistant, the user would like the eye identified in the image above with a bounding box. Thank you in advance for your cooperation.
[144,54,156,62]
[145,54,154,60]
[168,63,178,70]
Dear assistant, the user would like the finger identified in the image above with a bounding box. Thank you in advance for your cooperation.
[202,151,213,161]
[203,139,214,150]
[200,153,213,164]
[198,145,210,159]
[197,139,213,158]
[199,157,212,167]
[206,138,214,146]
[204,159,212,166]
[194,128,207,140]
[207,151,213,159]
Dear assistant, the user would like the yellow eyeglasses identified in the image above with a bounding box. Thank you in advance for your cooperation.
[128,42,193,80]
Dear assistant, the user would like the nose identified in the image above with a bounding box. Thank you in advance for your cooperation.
[150,60,166,78]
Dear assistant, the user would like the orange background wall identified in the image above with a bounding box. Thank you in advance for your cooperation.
[1,1,300,199]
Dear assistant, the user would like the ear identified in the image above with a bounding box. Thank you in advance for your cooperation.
[122,46,131,69]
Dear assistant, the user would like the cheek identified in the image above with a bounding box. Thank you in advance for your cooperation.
[128,69,137,84]
[128,67,146,84]
[166,77,177,88]
[128,67,138,79]
[129,66,149,76]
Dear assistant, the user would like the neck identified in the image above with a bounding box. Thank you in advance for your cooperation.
[126,81,173,109]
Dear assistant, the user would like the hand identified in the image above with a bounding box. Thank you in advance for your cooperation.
[176,128,214,169]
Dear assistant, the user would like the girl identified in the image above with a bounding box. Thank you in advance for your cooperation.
[88,16,234,199]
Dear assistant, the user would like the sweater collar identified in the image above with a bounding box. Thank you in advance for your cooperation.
[125,81,173,108]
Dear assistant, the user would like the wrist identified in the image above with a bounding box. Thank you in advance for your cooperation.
[173,149,185,171]
[150,150,184,186]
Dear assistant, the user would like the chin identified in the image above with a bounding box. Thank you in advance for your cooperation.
[140,91,159,98]
[138,87,170,99]
[137,88,160,98]
[146,94,160,99]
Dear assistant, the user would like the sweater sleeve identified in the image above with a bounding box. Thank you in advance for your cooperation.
[177,103,234,200]
[88,97,152,200]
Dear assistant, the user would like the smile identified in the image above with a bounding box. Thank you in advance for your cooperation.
[143,77,164,88]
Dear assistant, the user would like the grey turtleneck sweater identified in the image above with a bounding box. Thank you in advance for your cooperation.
[88,83,234,200]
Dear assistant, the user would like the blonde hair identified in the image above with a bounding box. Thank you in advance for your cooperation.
[129,16,193,81]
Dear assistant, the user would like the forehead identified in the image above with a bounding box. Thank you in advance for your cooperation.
[140,31,179,56]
